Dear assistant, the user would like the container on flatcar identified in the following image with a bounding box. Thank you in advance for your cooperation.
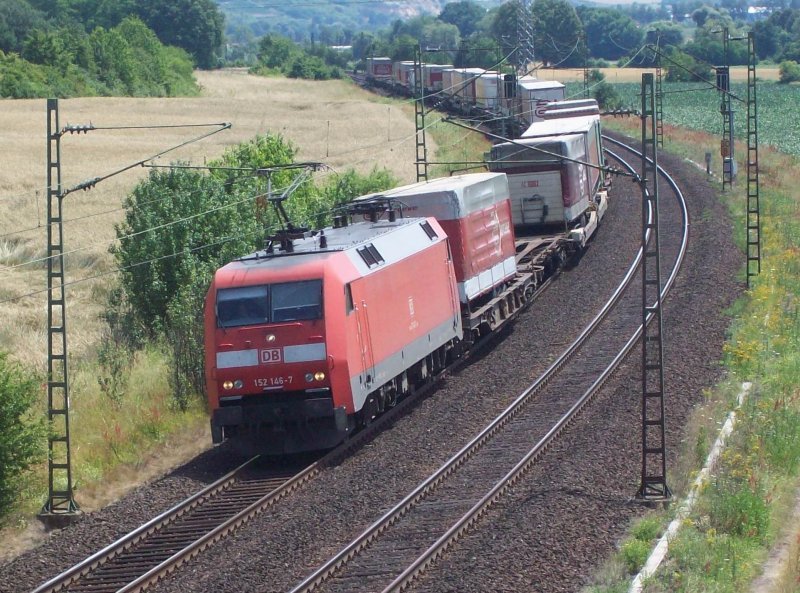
[365,57,393,80]
[488,107,605,231]
[474,72,502,110]
[393,61,416,88]
[422,64,453,92]
[205,216,461,454]
[362,173,517,306]
[515,78,566,123]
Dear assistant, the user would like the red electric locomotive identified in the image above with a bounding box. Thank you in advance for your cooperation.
[205,172,528,455]
[205,210,462,454]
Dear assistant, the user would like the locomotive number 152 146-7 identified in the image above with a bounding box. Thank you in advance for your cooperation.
[255,376,293,388]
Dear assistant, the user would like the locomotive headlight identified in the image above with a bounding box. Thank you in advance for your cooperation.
[314,371,326,381]
[223,380,234,390]
[266,334,276,343]
[233,380,243,389]
[304,373,314,382]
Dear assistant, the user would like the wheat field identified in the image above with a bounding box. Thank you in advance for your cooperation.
[0,70,428,366]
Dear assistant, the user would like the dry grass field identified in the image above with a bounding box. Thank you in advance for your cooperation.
[0,70,429,367]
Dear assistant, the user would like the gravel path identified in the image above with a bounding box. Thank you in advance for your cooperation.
[0,133,741,593]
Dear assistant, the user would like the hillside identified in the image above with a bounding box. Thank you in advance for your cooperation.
[219,0,456,39]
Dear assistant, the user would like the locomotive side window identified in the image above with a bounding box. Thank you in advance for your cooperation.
[217,285,270,327]
[345,283,354,314]
[272,280,323,322]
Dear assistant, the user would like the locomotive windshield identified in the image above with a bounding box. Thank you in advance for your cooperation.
[217,280,323,327]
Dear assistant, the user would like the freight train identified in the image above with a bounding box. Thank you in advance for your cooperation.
[204,170,605,455]
[203,64,612,455]
[365,56,567,127]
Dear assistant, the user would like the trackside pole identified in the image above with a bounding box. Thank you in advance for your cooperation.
[636,73,671,503]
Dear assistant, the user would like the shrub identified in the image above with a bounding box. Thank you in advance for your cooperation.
[778,60,800,84]
[593,81,622,109]
[620,538,651,574]
[0,352,45,521]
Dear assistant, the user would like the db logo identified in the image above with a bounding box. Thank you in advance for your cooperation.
[261,348,282,364]
[534,100,550,119]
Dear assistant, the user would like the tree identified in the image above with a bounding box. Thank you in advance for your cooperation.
[579,7,643,60]
[644,23,684,48]
[258,34,300,69]
[0,0,48,53]
[133,0,225,68]
[532,0,584,67]
[664,47,712,81]
[0,352,44,521]
[489,2,520,61]
[439,1,486,37]
[779,59,800,82]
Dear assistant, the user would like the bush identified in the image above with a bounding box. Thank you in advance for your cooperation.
[111,134,398,408]
[0,352,45,521]
[778,60,800,83]
[620,538,651,574]
[593,81,622,110]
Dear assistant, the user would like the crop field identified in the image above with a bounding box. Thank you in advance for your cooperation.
[0,70,427,366]
[566,80,800,156]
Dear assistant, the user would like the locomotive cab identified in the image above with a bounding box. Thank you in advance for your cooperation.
[207,268,350,455]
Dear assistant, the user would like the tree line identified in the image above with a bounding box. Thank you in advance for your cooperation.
[0,0,226,98]
[248,0,800,86]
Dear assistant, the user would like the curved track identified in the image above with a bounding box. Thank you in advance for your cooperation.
[30,136,686,593]
[285,137,688,593]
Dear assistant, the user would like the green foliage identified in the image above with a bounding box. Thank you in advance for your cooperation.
[111,132,397,406]
[593,81,622,110]
[532,0,584,67]
[0,0,48,53]
[112,168,262,335]
[664,49,713,83]
[0,17,198,98]
[254,34,343,80]
[133,0,225,69]
[620,539,650,574]
[26,0,225,69]
[578,7,643,61]
[438,1,486,38]
[97,332,130,404]
[779,60,800,83]
[0,352,45,521]
[630,516,662,542]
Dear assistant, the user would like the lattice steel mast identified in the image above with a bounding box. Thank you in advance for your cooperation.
[516,0,535,74]
[40,99,81,526]
[744,31,760,287]
[637,73,671,502]
[414,46,428,182]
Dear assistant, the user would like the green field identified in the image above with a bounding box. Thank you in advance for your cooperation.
[566,81,800,157]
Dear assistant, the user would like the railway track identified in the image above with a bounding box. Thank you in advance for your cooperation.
[283,138,688,593]
[29,138,684,593]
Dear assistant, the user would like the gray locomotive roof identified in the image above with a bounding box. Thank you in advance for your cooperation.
[237,216,423,263]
